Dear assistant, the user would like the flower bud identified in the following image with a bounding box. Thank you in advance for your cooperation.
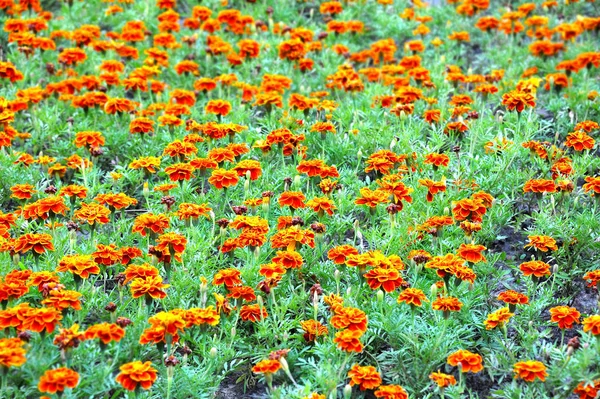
[377,290,384,302]
[343,384,353,399]
[210,347,218,358]
[430,283,438,298]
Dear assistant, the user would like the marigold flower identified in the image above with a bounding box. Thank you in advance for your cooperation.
[130,276,169,299]
[239,304,268,322]
[456,244,487,263]
[0,337,27,368]
[513,360,547,382]
[565,131,595,151]
[41,290,82,311]
[573,380,600,399]
[132,213,170,237]
[84,322,126,344]
[213,268,242,288]
[252,359,281,375]
[497,290,529,311]
[328,245,359,264]
[519,260,551,278]
[502,90,536,113]
[115,361,158,391]
[583,176,600,196]
[429,371,456,388]
[279,191,306,210]
[333,329,363,353]
[10,184,36,200]
[56,254,100,279]
[524,235,557,252]
[74,202,111,225]
[374,385,409,399]
[300,319,329,342]
[484,307,514,330]
[432,296,463,315]
[397,288,429,307]
[205,99,231,117]
[582,315,600,335]
[208,168,239,189]
[523,179,556,194]
[447,350,483,373]
[348,364,382,391]
[330,307,368,332]
[549,306,580,329]
[13,233,54,255]
[364,267,404,293]
[38,367,79,394]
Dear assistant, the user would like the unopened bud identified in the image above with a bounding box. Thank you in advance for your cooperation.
[377,290,384,302]
[343,384,352,399]
[430,283,438,298]
[210,347,218,358]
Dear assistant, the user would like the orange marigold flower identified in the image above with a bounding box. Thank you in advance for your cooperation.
[424,153,450,168]
[164,162,195,182]
[239,304,268,322]
[84,323,126,345]
[279,191,306,210]
[300,319,329,342]
[333,329,363,353]
[583,270,600,288]
[41,290,82,311]
[397,287,429,307]
[523,179,556,194]
[513,360,547,382]
[364,267,404,293]
[549,306,580,329]
[0,337,27,368]
[38,367,79,394]
[447,350,483,373]
[14,233,54,255]
[484,307,514,330]
[10,184,36,200]
[116,361,158,391]
[452,198,487,222]
[497,290,529,311]
[573,380,600,399]
[582,176,600,196]
[56,254,100,279]
[208,168,239,189]
[328,245,359,264]
[519,260,551,278]
[252,359,281,375]
[130,276,169,299]
[432,296,463,314]
[330,307,368,332]
[502,90,536,113]
[429,371,456,388]
[205,99,231,117]
[565,131,595,151]
[129,117,155,135]
[374,385,409,399]
[355,187,390,208]
[524,235,557,252]
[348,364,382,391]
[132,213,170,237]
[213,268,242,288]
[73,202,111,225]
[20,306,62,334]
[582,315,600,335]
[129,156,161,174]
[419,178,446,202]
[456,243,487,263]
